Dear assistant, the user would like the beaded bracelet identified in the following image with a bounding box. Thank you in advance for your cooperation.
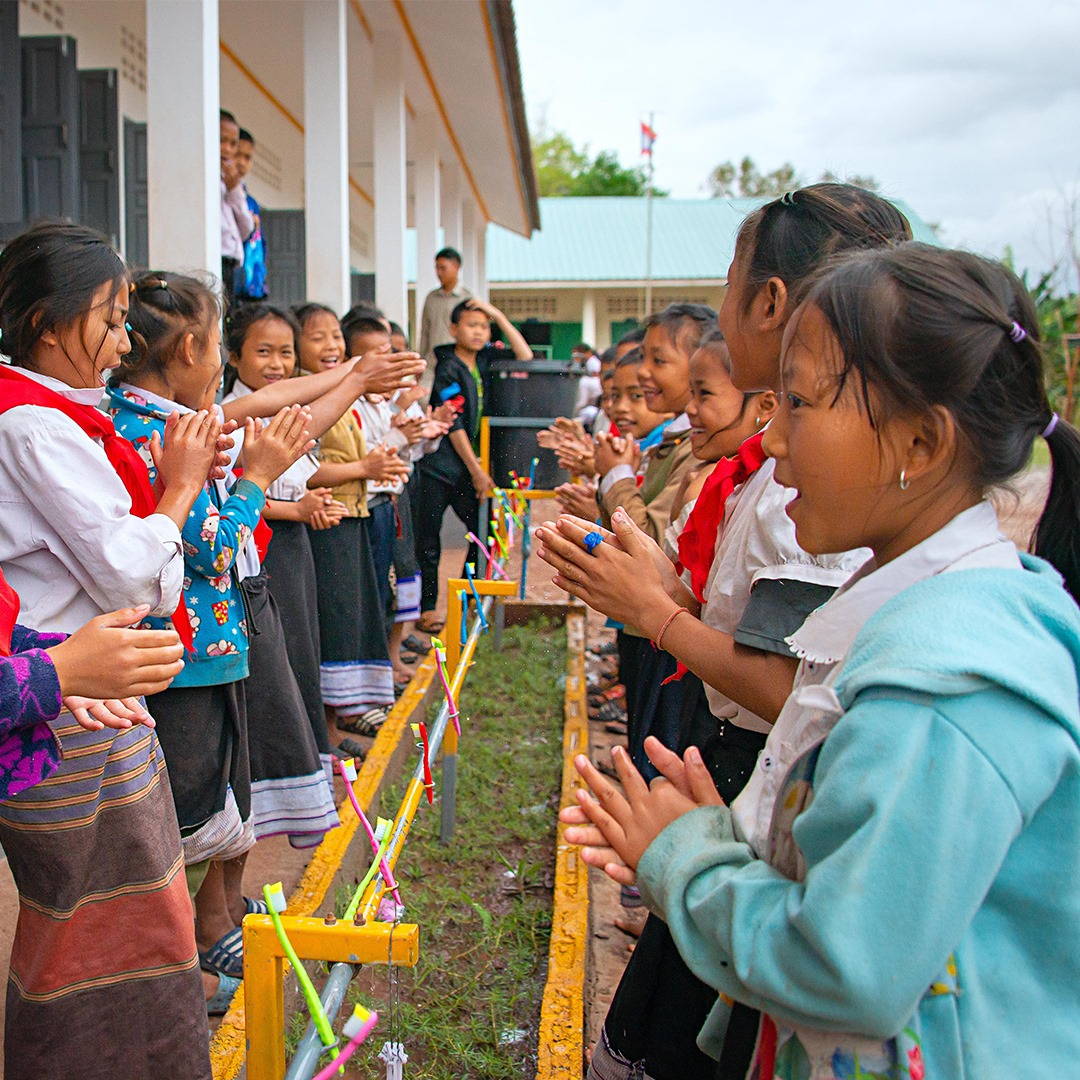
[653,606,690,651]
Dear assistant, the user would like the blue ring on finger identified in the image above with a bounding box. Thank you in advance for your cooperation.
[583,531,603,554]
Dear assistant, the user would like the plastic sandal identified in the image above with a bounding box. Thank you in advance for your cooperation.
[336,707,388,738]
[588,684,626,707]
[589,700,626,725]
[244,896,269,915]
[620,884,644,909]
[400,651,419,665]
[199,926,244,979]
[414,616,445,635]
[206,972,242,1016]
[402,634,431,653]
[335,737,368,761]
[604,720,628,736]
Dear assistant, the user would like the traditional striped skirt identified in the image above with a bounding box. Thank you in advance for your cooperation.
[0,716,210,1080]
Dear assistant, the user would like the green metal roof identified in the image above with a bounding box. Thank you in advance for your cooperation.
[407,195,937,285]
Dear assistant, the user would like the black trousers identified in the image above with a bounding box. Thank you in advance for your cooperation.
[414,470,480,613]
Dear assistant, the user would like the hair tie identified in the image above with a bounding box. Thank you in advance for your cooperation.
[1042,413,1059,440]
[1009,321,1027,343]
[779,191,797,206]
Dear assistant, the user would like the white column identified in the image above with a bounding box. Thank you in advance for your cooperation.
[461,200,478,294]
[581,288,597,348]
[413,114,441,331]
[441,164,463,253]
[146,0,219,271]
[373,30,407,325]
[303,0,350,313]
[475,226,488,301]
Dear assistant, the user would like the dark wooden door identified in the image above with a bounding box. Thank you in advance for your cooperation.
[0,1,22,229]
[123,118,148,268]
[78,68,119,245]
[20,35,80,222]
[261,209,306,307]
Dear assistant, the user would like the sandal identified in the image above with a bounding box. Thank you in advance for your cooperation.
[604,720,628,736]
[595,758,620,781]
[414,616,445,635]
[589,700,626,726]
[206,972,242,1016]
[335,737,368,761]
[588,641,618,657]
[244,896,269,916]
[199,926,244,979]
[588,684,626,707]
[336,707,388,738]
[402,635,431,654]
[400,651,419,665]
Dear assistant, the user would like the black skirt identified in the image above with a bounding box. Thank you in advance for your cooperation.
[595,675,767,1080]
[307,516,393,712]
[145,679,250,841]
[240,570,339,845]
[264,520,329,756]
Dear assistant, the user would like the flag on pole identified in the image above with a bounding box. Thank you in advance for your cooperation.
[640,120,657,156]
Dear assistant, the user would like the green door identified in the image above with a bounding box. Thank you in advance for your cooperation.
[610,318,640,344]
[550,321,584,361]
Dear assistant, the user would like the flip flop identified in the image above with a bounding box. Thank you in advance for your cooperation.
[336,707,388,737]
[402,634,431,653]
[589,700,626,725]
[588,684,626,707]
[414,616,445,635]
[400,651,419,665]
[206,973,242,1016]
[199,926,244,979]
[604,720,628,736]
[244,896,269,915]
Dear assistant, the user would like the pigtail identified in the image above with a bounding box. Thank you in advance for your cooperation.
[1033,416,1080,600]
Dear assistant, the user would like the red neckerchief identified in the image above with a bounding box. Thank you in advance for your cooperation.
[662,431,768,684]
[0,568,18,657]
[0,366,195,651]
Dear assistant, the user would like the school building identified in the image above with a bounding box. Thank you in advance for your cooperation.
[407,195,938,354]
[0,0,539,323]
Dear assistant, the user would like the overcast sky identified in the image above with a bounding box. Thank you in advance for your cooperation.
[514,0,1080,288]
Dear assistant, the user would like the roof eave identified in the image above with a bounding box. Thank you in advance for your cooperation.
[487,0,540,235]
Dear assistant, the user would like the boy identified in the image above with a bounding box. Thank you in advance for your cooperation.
[234,128,267,301]
[414,298,532,633]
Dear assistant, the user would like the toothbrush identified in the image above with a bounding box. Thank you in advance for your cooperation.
[311,1004,379,1080]
[263,882,337,1052]
[335,758,402,907]
[429,638,460,736]
[412,722,434,804]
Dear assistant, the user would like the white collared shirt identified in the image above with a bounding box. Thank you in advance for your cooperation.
[730,500,1020,855]
[698,456,871,733]
[0,366,184,633]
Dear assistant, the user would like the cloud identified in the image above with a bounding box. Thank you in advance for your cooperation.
[514,0,1080,278]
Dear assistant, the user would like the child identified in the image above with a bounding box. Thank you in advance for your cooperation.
[295,302,348,372]
[0,222,220,1078]
[296,308,410,749]
[108,272,318,997]
[607,347,676,450]
[537,184,913,1079]
[564,242,1080,1080]
[415,297,532,633]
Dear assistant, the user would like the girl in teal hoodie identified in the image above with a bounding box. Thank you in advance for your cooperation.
[561,244,1080,1079]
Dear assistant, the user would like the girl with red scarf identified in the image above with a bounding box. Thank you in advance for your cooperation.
[0,222,221,1080]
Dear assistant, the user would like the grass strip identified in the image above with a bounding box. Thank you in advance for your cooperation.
[340,617,567,1078]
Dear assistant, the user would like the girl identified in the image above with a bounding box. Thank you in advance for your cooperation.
[224,303,347,781]
[537,184,911,1079]
[295,302,348,372]
[108,272,316,998]
[294,305,410,751]
[0,221,221,1079]
[563,242,1080,1080]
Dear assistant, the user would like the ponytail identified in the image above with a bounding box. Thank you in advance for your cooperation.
[1034,416,1080,600]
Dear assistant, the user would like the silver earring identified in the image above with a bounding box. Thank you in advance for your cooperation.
[899,470,910,491]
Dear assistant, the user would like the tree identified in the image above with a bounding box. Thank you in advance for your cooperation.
[532,128,666,197]
[706,157,879,198]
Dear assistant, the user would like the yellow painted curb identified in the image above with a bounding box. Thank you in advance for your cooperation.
[209,655,436,1080]
[536,610,589,1079]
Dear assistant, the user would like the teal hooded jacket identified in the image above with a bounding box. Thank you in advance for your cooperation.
[637,555,1080,1079]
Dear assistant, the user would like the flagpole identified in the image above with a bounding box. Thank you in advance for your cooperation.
[643,111,655,319]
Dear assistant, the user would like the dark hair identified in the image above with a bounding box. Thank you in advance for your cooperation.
[115,271,219,384]
[617,326,645,346]
[573,342,593,353]
[451,299,487,325]
[601,368,616,382]
[293,302,339,331]
[644,303,718,354]
[693,328,733,373]
[615,347,644,369]
[435,247,462,265]
[807,241,1080,599]
[342,301,385,324]
[237,128,254,145]
[598,345,619,367]
[737,183,912,312]
[0,221,128,372]
[341,314,389,352]
[389,320,406,339]
[220,109,238,126]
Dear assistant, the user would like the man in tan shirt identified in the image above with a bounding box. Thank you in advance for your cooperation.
[418,247,471,393]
